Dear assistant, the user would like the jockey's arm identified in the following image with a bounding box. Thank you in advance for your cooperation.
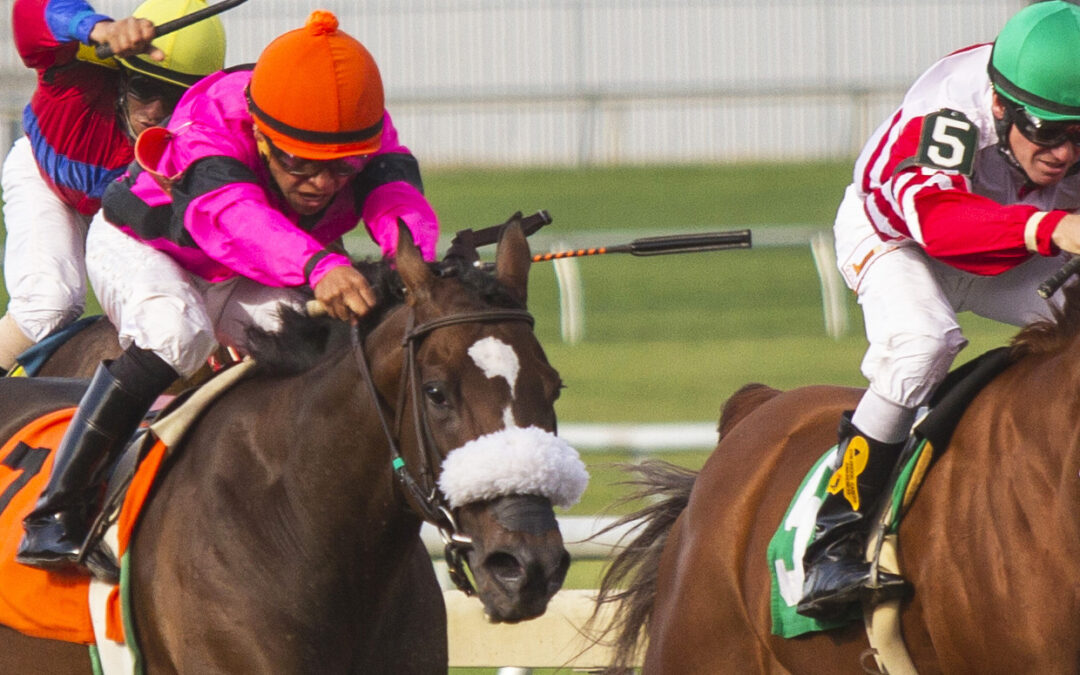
[354,113,440,262]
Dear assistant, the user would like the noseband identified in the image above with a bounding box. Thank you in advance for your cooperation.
[350,306,536,595]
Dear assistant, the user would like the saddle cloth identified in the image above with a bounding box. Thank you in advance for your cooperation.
[0,358,255,674]
[767,346,1012,638]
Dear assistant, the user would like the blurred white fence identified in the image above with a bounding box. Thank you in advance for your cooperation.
[1,0,1027,167]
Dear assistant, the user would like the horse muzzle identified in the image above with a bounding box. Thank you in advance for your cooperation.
[458,494,570,623]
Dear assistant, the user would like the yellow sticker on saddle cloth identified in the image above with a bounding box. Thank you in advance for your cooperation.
[826,436,869,510]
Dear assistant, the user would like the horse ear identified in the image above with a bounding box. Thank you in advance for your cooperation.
[394,220,434,303]
[495,219,530,306]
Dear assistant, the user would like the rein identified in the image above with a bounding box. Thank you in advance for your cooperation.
[350,306,535,595]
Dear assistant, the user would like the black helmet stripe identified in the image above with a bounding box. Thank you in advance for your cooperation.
[118,56,201,88]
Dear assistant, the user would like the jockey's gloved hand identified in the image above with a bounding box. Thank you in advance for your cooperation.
[89,17,163,60]
[314,265,376,323]
[1051,214,1080,255]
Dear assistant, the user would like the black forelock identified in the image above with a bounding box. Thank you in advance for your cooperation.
[437,256,526,310]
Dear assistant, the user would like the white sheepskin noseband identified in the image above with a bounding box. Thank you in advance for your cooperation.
[437,426,589,509]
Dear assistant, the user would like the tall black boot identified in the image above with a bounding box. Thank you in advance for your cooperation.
[796,413,909,621]
[16,348,175,573]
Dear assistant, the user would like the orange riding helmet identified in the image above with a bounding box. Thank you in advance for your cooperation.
[247,10,384,160]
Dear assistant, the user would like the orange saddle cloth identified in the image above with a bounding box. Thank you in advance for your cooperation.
[0,408,167,646]
[0,408,95,643]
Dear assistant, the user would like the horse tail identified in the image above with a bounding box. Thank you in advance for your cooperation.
[718,382,782,438]
[587,460,699,673]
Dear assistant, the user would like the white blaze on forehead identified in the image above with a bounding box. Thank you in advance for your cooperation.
[468,336,520,398]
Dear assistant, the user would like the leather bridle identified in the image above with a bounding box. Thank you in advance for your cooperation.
[349,306,536,595]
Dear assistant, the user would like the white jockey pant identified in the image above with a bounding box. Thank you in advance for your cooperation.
[86,213,308,377]
[1,137,90,342]
[833,183,1064,443]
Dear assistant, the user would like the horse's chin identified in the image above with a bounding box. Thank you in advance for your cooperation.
[477,588,558,624]
[458,495,571,623]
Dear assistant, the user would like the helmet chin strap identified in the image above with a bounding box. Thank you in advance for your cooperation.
[117,72,138,142]
[993,105,1032,182]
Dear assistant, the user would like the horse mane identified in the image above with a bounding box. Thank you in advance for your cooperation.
[586,460,698,674]
[243,257,524,376]
[718,383,782,439]
[1010,280,1080,359]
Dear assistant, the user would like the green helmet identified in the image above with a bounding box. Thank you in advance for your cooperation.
[117,0,227,88]
[989,0,1080,122]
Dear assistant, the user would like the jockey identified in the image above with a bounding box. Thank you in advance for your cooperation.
[0,0,226,375]
[798,0,1080,621]
[15,10,439,575]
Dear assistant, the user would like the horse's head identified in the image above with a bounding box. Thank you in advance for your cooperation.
[377,220,587,623]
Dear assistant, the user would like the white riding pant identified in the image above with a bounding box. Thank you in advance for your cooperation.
[1,137,89,341]
[86,213,308,377]
[833,183,1063,442]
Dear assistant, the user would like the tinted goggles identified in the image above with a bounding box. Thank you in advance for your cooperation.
[1008,102,1080,148]
[124,75,186,109]
[265,138,368,178]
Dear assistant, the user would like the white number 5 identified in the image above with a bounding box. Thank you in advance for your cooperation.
[927,117,971,167]
[916,109,976,175]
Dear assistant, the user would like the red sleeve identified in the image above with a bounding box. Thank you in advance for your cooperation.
[912,186,1066,275]
[12,0,89,70]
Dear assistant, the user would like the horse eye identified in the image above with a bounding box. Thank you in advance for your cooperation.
[423,382,449,407]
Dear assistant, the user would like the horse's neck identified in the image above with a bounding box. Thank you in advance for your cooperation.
[283,353,421,544]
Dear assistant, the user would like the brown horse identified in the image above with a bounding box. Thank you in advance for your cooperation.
[0,222,585,673]
[29,317,123,379]
[595,283,1080,674]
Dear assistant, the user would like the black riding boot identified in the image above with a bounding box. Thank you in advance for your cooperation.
[796,413,909,621]
[16,347,176,573]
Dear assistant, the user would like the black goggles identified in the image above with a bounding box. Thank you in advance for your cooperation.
[264,138,368,178]
[124,75,186,108]
[1008,101,1080,148]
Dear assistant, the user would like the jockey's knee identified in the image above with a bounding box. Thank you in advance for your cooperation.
[8,291,85,342]
[863,328,967,408]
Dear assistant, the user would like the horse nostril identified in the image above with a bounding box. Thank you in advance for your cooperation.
[484,551,525,585]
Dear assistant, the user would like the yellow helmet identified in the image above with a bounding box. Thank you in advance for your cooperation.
[117,0,227,88]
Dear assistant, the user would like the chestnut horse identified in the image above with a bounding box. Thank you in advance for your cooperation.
[0,222,585,673]
[595,283,1080,674]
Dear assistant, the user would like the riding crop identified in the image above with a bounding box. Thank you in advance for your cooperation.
[1038,254,1080,299]
[95,0,249,59]
[527,229,752,263]
[306,220,752,317]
